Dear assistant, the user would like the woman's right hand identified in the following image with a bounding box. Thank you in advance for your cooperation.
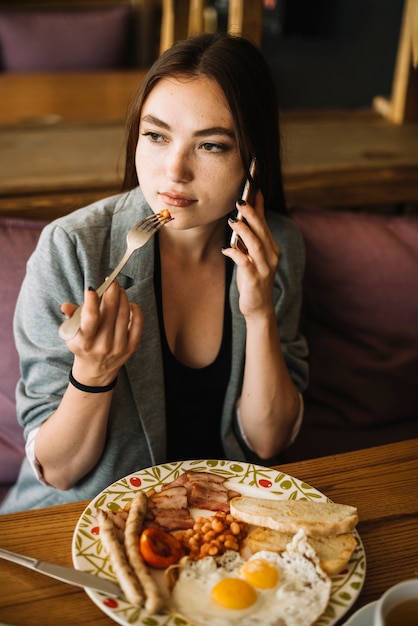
[60,280,143,386]
[33,280,143,490]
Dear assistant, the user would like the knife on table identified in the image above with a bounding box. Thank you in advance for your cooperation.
[0,547,124,599]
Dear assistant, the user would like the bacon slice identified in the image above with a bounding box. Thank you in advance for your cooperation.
[146,484,195,531]
[188,482,230,512]
[146,471,233,530]
[185,472,231,512]
[185,471,226,484]
[147,486,189,510]
[161,473,189,489]
[150,508,196,531]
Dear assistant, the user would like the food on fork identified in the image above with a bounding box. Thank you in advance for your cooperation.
[159,208,171,219]
[247,527,358,575]
[230,496,358,537]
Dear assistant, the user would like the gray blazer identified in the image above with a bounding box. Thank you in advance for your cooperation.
[0,187,308,513]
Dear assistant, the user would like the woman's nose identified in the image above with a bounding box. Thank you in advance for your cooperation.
[166,150,193,183]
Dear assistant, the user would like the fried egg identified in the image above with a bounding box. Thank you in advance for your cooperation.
[169,530,331,626]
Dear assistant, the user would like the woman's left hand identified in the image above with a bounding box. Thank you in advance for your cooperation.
[223,191,280,320]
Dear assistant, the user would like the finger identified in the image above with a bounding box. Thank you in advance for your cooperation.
[97,281,123,340]
[228,211,272,271]
[100,286,144,360]
[126,304,144,353]
[234,197,280,266]
[235,194,272,245]
[111,288,135,347]
[231,200,263,245]
[228,215,247,254]
[77,286,102,335]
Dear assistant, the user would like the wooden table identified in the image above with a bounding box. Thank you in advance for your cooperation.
[281,109,418,210]
[1,438,417,625]
[0,71,148,126]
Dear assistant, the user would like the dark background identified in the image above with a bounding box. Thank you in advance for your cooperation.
[215,0,405,109]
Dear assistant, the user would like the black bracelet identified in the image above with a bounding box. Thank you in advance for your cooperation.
[69,369,117,393]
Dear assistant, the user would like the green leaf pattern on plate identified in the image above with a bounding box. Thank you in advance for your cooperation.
[72,459,366,626]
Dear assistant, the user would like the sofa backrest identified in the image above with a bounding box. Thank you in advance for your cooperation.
[0,3,135,72]
[287,206,418,459]
[0,217,46,497]
[0,0,162,72]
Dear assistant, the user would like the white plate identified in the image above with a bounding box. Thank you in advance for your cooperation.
[341,601,377,625]
[72,459,366,626]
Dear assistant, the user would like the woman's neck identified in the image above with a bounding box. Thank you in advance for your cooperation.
[158,218,227,264]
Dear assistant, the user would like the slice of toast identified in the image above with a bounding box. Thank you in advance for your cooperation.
[230,496,358,537]
[247,527,358,575]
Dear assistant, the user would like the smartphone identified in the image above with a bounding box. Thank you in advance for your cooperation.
[230,157,257,252]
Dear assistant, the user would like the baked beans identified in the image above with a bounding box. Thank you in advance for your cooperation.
[174,511,248,560]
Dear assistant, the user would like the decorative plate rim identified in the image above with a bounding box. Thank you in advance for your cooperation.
[72,459,366,626]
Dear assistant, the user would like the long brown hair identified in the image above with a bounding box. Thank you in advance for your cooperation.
[122,33,286,214]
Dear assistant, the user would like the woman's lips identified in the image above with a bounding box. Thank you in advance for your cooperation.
[159,192,196,208]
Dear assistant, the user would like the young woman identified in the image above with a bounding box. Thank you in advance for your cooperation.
[1,33,308,513]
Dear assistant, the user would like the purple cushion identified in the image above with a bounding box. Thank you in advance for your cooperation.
[0,5,132,72]
[0,218,45,490]
[285,207,418,459]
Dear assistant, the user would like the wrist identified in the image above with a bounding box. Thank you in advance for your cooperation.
[244,309,277,331]
[69,368,117,393]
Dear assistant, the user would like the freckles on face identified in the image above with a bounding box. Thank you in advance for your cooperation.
[135,75,245,225]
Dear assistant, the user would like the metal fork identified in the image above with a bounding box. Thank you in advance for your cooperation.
[59,212,172,341]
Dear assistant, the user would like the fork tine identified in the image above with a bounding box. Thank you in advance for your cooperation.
[135,214,159,228]
[138,213,173,233]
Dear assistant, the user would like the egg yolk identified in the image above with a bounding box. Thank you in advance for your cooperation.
[211,577,257,610]
[241,558,280,589]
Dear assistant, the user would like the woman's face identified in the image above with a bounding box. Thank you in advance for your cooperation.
[135,74,245,231]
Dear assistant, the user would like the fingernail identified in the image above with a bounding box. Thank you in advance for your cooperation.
[88,286,95,291]
[237,199,246,206]
[229,216,238,223]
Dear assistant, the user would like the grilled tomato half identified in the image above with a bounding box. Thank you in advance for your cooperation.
[139,527,183,568]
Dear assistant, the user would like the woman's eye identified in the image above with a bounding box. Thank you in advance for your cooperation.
[201,142,226,153]
[142,131,166,143]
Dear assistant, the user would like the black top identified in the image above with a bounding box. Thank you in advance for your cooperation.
[154,238,233,461]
